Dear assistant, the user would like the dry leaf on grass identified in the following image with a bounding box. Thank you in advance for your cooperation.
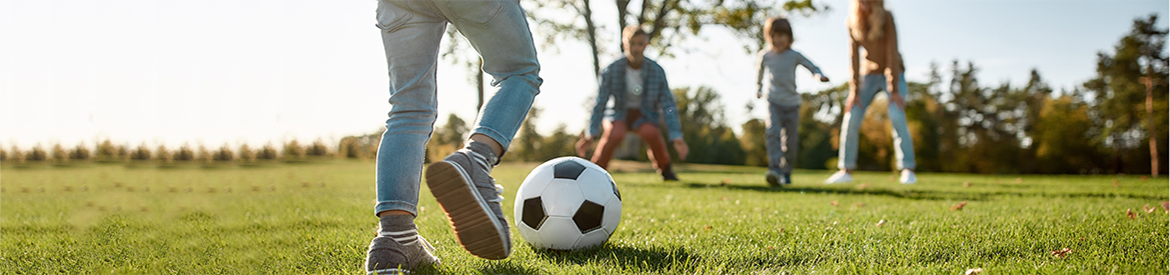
[951,201,968,211]
[1143,204,1156,214]
[1112,179,1120,188]
[830,200,838,207]
[1126,209,1136,219]
[1051,248,1072,258]
[1161,201,1169,212]
[962,182,972,187]
[876,219,885,227]
[856,182,869,190]
[964,268,984,275]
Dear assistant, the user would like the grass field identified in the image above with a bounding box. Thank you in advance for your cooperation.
[2,160,1167,274]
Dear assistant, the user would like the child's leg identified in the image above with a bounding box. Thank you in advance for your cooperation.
[765,102,784,174]
[778,105,801,175]
[591,120,629,169]
[439,1,541,153]
[369,1,446,273]
[836,74,882,171]
[634,122,671,172]
[374,0,448,219]
[422,1,541,260]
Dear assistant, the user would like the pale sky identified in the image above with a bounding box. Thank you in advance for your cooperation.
[1,0,1166,149]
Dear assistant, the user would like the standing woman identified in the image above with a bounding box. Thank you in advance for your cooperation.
[825,0,917,184]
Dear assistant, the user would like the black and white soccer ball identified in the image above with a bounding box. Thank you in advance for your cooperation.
[513,156,621,250]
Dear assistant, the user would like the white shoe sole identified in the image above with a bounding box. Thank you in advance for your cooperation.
[425,161,510,260]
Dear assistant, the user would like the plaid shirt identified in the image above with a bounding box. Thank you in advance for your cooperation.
[587,57,683,141]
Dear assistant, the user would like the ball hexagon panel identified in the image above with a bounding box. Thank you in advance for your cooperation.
[577,167,617,204]
[601,196,622,235]
[534,216,582,250]
[572,200,605,233]
[539,178,585,217]
[521,197,547,230]
[552,158,587,179]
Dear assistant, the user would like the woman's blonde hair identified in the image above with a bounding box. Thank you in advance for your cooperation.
[848,0,888,41]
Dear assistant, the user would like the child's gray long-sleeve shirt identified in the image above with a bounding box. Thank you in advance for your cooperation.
[755,48,824,107]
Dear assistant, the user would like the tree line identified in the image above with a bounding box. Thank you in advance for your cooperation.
[1,139,332,166]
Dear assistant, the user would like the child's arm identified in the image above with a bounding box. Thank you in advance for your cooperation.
[884,12,904,110]
[586,70,613,140]
[796,51,829,83]
[755,51,766,99]
[846,27,861,112]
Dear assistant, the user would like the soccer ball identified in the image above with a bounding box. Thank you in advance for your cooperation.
[513,156,621,250]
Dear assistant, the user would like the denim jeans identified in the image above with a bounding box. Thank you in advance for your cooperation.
[767,103,800,174]
[837,73,916,170]
[373,0,541,216]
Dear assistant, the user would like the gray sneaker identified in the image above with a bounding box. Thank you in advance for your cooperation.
[365,233,439,274]
[425,144,511,260]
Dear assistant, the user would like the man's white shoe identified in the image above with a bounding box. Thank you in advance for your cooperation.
[824,170,852,184]
[900,170,917,184]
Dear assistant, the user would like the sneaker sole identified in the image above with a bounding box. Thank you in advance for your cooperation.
[425,161,510,260]
[368,268,406,275]
[766,174,780,187]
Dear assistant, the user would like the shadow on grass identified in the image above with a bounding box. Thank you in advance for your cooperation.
[683,182,1168,201]
[531,243,701,272]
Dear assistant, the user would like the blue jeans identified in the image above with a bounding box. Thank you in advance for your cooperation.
[837,73,916,170]
[767,103,800,174]
[373,0,541,216]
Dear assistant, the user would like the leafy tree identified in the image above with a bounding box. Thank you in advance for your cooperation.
[50,144,67,163]
[195,145,213,164]
[212,145,234,162]
[306,139,329,157]
[673,86,745,165]
[130,143,152,161]
[5,146,20,163]
[539,124,579,161]
[155,145,171,164]
[238,144,256,163]
[510,107,545,162]
[739,118,767,167]
[426,115,470,163]
[1034,95,1107,174]
[437,114,469,147]
[69,143,91,161]
[257,143,279,161]
[173,144,195,162]
[1084,14,1168,175]
[797,83,847,170]
[283,140,305,160]
[25,145,46,162]
[95,139,121,162]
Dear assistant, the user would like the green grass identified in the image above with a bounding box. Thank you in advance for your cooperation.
[2,160,1167,274]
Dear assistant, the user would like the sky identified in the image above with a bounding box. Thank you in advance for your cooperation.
[1,0,1167,150]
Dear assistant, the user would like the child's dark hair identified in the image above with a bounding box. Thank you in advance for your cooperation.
[764,17,793,45]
